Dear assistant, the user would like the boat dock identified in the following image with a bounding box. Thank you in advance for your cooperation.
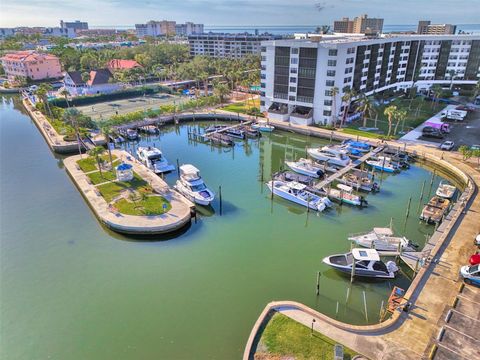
[203,120,252,138]
[313,145,385,190]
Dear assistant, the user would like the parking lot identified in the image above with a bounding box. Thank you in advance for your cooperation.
[77,93,189,121]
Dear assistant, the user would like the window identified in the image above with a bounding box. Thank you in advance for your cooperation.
[347,47,355,54]
[261,56,266,61]
[260,83,266,88]
[346,57,354,64]
[260,100,265,106]
[290,68,297,74]
[327,70,336,76]
[291,58,298,64]
[260,74,266,79]
[261,46,266,52]
[326,80,335,86]
[323,110,332,116]
[345,67,353,74]
[289,95,296,101]
[289,77,297,83]
[291,48,299,54]
[328,60,337,66]
[325,90,332,96]
[328,49,338,56]
[289,86,296,92]
[324,100,332,106]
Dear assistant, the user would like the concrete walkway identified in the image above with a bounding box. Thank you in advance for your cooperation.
[64,149,193,235]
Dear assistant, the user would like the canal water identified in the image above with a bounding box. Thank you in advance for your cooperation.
[1,96,445,359]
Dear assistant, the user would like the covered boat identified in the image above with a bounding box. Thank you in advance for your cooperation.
[348,227,416,252]
[285,158,325,178]
[366,156,399,173]
[436,181,456,199]
[175,164,215,205]
[342,139,372,153]
[322,248,399,279]
[136,146,175,173]
[339,171,379,192]
[307,146,351,167]
[266,180,332,212]
[325,184,367,206]
[251,120,275,132]
[420,196,450,223]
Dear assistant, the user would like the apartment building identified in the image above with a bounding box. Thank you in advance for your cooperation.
[417,21,456,35]
[0,51,62,82]
[333,14,384,34]
[188,33,280,58]
[60,20,89,31]
[135,20,176,37]
[175,22,204,36]
[260,34,480,125]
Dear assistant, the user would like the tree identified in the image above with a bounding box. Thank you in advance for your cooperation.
[331,86,339,127]
[472,80,480,102]
[358,94,376,128]
[100,124,114,169]
[393,109,407,136]
[80,52,98,71]
[459,145,473,161]
[35,83,53,117]
[60,89,70,108]
[384,105,398,138]
[63,108,95,155]
[340,86,356,128]
[88,146,106,177]
[212,80,229,105]
[430,84,443,109]
[448,69,458,90]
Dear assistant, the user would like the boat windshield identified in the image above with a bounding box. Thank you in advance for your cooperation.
[191,183,207,191]
[149,154,162,161]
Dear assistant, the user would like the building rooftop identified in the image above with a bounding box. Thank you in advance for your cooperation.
[0,50,59,62]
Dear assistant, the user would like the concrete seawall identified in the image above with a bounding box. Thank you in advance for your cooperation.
[64,150,193,236]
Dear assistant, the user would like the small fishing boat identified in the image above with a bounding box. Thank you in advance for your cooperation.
[225,128,246,140]
[342,139,371,153]
[307,146,351,167]
[273,171,314,186]
[339,171,379,192]
[267,180,332,212]
[366,156,399,173]
[420,196,450,223]
[125,128,138,140]
[348,227,417,252]
[322,248,399,279]
[174,164,215,206]
[251,120,274,132]
[325,184,367,206]
[242,126,261,138]
[136,146,175,173]
[140,125,159,134]
[436,181,456,199]
[285,158,325,178]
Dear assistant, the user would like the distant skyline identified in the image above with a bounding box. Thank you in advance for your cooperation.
[1,0,480,28]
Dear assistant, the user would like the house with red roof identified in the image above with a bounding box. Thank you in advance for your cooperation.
[0,51,62,82]
[107,59,142,71]
[63,68,122,96]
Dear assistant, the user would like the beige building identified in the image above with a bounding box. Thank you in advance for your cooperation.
[135,20,176,37]
[333,14,383,34]
[0,51,62,82]
[417,21,456,35]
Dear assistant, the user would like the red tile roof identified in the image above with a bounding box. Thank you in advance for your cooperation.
[107,59,142,70]
[0,50,59,63]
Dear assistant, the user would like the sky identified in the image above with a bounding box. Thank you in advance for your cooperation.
[1,0,479,28]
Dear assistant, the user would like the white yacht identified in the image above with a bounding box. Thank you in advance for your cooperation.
[175,164,215,206]
[251,120,275,132]
[267,180,332,212]
[285,158,324,178]
[366,156,399,173]
[325,184,366,206]
[322,248,399,279]
[136,146,175,174]
[348,227,416,252]
[436,181,456,199]
[307,146,351,167]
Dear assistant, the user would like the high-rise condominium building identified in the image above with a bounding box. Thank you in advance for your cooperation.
[417,21,457,35]
[60,20,89,31]
[333,18,354,33]
[135,20,176,37]
[333,14,384,34]
[175,22,204,36]
[260,34,480,125]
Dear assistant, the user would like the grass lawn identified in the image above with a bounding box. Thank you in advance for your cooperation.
[347,97,442,138]
[220,98,264,117]
[341,128,384,139]
[96,172,151,202]
[86,170,117,185]
[258,312,359,360]
[77,154,118,173]
[113,195,172,216]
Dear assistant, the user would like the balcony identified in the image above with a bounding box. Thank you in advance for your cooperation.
[290,106,313,126]
[268,102,290,122]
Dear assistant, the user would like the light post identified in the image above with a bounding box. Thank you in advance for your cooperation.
[310,318,316,335]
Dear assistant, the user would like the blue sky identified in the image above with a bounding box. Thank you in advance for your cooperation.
[1,0,479,27]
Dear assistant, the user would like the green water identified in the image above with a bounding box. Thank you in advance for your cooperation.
[1,96,445,359]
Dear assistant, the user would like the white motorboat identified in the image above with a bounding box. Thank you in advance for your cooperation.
[420,196,450,224]
[251,120,274,132]
[325,184,367,206]
[285,158,324,178]
[267,180,332,212]
[322,248,399,279]
[436,181,456,199]
[136,146,175,174]
[140,125,159,134]
[348,227,416,252]
[307,146,351,167]
[366,156,399,173]
[174,164,215,206]
[125,128,138,140]
[339,171,379,192]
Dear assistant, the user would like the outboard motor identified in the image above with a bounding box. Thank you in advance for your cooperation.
[372,182,380,192]
[316,169,325,178]
[360,196,368,207]
[386,261,399,274]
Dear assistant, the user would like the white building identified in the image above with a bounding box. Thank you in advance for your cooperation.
[175,22,204,36]
[64,69,122,97]
[43,27,76,38]
[260,34,480,125]
[188,33,280,58]
[135,20,176,37]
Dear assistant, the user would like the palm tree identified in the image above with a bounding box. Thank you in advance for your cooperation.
[393,109,407,136]
[358,94,376,128]
[384,105,398,138]
[331,86,339,127]
[35,83,53,117]
[100,124,113,169]
[60,89,70,108]
[448,69,458,90]
[430,84,443,109]
[213,80,229,105]
[472,80,480,102]
[63,107,85,156]
[88,146,106,177]
[340,87,356,129]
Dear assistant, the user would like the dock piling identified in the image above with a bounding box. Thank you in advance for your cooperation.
[218,185,223,216]
[379,300,385,322]
[316,271,321,295]
[405,196,412,218]
[335,301,339,319]
[363,291,369,323]
[176,158,180,178]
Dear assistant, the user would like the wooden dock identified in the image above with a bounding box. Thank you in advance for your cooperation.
[203,120,252,138]
[313,145,385,190]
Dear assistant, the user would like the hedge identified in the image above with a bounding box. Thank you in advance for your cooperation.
[49,85,173,108]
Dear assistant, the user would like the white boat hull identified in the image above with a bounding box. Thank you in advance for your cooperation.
[267,181,329,212]
[175,182,215,206]
[285,161,322,178]
[307,149,351,167]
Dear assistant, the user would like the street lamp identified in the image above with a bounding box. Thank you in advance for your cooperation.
[310,318,316,335]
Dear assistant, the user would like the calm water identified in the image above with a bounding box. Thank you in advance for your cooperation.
[1,96,446,359]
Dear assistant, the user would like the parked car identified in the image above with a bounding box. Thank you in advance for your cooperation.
[440,141,455,151]
[422,126,444,139]
[469,254,480,266]
[460,264,480,286]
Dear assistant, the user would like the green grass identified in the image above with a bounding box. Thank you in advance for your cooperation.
[259,312,359,360]
[77,155,117,173]
[96,172,150,202]
[347,97,441,138]
[113,195,172,216]
[86,170,117,185]
[341,128,384,139]
[220,98,264,117]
